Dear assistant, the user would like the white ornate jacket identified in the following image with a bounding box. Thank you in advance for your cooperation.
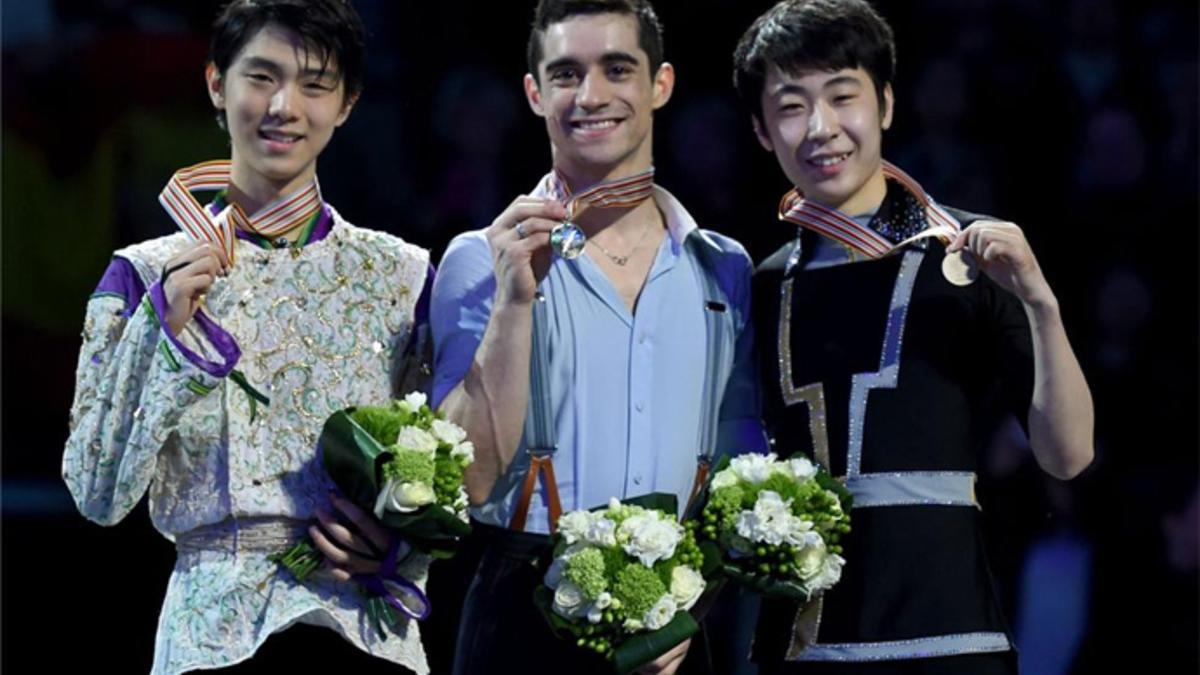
[62,206,432,675]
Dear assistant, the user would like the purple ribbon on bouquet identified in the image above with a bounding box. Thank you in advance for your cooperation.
[354,538,431,621]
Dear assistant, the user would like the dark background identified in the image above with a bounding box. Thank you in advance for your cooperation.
[2,0,1196,672]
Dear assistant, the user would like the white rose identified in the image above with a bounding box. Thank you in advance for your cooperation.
[711,469,739,490]
[431,419,468,446]
[552,580,586,619]
[795,540,826,581]
[395,426,438,457]
[593,592,613,610]
[669,566,706,611]
[784,521,820,549]
[403,391,428,410]
[710,466,739,485]
[643,594,678,631]
[584,515,617,547]
[619,512,683,567]
[736,490,794,545]
[558,511,593,545]
[809,553,845,592]
[730,453,777,484]
[787,456,818,481]
[388,481,436,512]
[451,441,475,464]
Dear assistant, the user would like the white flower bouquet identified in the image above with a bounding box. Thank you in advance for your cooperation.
[270,392,473,636]
[696,453,851,601]
[535,494,710,674]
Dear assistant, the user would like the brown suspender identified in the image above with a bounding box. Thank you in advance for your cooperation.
[510,453,563,534]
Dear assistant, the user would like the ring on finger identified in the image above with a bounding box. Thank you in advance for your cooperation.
[515,222,529,240]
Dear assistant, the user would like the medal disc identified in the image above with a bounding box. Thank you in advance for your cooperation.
[550,221,586,259]
[942,249,979,286]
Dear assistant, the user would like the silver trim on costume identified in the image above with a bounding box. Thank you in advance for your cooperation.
[778,277,831,470]
[793,631,1012,662]
[846,250,924,477]
[846,471,978,508]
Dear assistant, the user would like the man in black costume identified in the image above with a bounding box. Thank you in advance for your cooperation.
[733,1,1095,673]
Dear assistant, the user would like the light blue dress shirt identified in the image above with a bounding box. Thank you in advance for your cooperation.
[431,177,767,533]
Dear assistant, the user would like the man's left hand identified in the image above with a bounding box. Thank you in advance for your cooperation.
[309,493,395,581]
[947,220,1054,307]
[636,637,691,675]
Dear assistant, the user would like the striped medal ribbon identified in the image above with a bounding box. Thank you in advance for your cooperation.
[547,167,656,260]
[158,160,323,264]
[779,161,978,285]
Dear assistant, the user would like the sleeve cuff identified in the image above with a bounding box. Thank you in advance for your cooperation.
[146,282,241,378]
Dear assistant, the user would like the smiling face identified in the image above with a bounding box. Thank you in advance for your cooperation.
[206,23,356,198]
[754,63,893,216]
[524,12,674,185]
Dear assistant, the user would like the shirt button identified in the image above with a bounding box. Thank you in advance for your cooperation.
[638,333,647,345]
[633,475,643,486]
[635,402,645,412]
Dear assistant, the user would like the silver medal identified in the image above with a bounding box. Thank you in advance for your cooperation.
[550,221,586,259]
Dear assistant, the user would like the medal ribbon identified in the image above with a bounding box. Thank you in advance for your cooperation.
[778,161,961,258]
[548,167,656,220]
[159,160,323,264]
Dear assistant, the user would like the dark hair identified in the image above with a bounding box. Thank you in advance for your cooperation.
[733,0,895,122]
[526,0,664,83]
[209,0,366,129]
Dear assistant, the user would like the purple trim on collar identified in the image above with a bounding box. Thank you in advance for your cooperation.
[92,258,147,317]
[206,202,334,247]
[148,280,241,378]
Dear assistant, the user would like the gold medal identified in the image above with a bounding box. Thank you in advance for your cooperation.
[941,249,979,286]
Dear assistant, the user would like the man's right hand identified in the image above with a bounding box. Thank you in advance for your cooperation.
[162,243,229,336]
[485,196,566,306]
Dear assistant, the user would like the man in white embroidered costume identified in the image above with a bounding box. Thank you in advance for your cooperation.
[431,1,768,674]
[62,2,433,673]
[734,1,1095,673]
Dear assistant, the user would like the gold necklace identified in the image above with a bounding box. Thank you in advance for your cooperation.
[588,220,654,266]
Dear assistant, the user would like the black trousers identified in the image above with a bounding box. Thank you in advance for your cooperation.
[187,623,415,674]
[452,522,716,675]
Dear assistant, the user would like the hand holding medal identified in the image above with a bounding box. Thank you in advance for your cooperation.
[946,220,1052,302]
[547,168,656,260]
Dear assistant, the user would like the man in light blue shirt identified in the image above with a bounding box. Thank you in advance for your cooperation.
[431,1,766,673]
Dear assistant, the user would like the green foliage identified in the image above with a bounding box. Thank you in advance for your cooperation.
[565,548,609,600]
[612,563,666,620]
[382,448,435,484]
[350,405,407,446]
